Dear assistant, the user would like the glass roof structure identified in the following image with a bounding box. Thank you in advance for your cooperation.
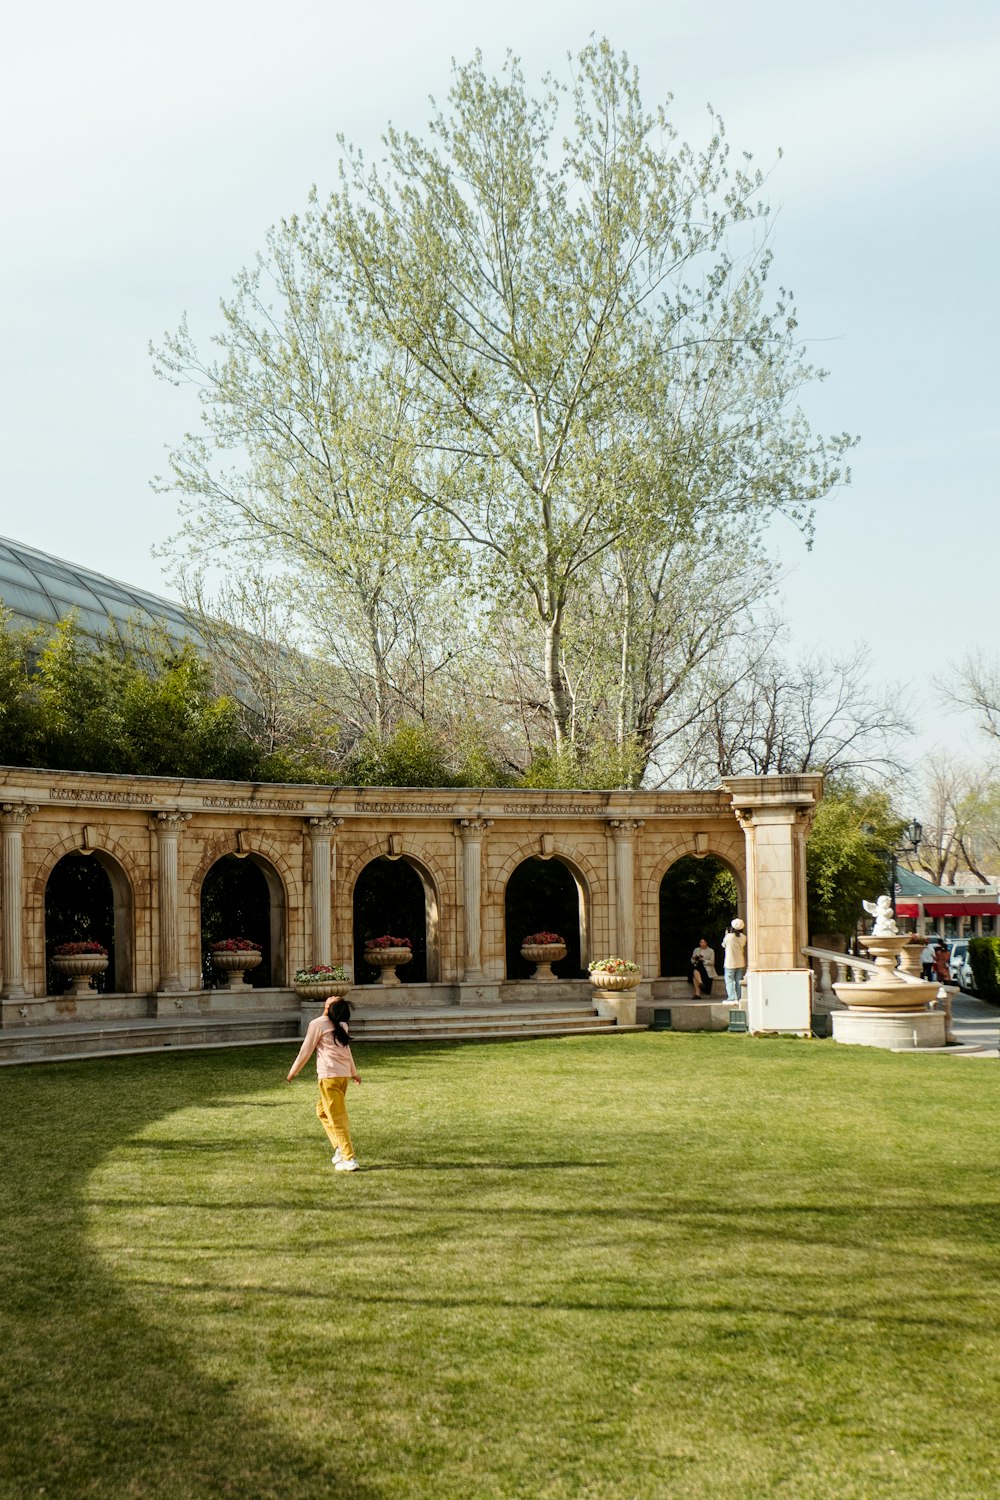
[0,535,201,648]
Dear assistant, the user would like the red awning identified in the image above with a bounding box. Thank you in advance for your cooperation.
[896,900,1000,919]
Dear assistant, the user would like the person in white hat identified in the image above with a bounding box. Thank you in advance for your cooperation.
[722,918,747,1005]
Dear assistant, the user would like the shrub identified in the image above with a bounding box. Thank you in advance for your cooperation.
[968,937,1000,1002]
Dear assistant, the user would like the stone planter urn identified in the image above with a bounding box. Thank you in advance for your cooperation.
[293,975,353,1002]
[898,935,926,979]
[51,952,108,997]
[520,940,567,980]
[589,962,642,1026]
[211,949,263,990]
[364,945,412,986]
[589,968,642,997]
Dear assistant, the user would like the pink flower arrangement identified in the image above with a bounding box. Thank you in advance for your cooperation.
[210,938,263,953]
[364,935,412,950]
[522,931,565,946]
[54,940,107,956]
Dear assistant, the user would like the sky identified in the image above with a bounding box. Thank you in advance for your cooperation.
[1,0,998,786]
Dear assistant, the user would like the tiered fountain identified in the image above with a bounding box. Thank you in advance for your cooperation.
[832,896,947,1049]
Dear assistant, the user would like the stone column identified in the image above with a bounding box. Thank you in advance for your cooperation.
[458,819,493,981]
[307,817,343,967]
[723,776,824,970]
[153,812,191,993]
[1,803,38,999]
[608,819,644,962]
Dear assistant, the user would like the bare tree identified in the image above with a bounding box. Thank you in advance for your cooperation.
[945,651,1000,742]
[661,644,912,789]
[910,753,987,885]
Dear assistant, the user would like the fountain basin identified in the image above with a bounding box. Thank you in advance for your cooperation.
[831,978,939,1012]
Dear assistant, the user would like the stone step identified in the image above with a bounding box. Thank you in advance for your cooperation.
[0,1013,298,1065]
[357,1016,616,1037]
[352,1003,600,1028]
[0,1004,646,1064]
[358,1023,648,1043]
[653,976,726,1000]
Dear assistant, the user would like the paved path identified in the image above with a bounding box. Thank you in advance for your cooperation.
[949,991,1000,1054]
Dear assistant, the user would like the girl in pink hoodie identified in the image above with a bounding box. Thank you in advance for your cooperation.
[287,997,362,1171]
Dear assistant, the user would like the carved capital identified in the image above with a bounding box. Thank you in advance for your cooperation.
[307,816,344,835]
[1,803,38,826]
[153,811,192,833]
[458,818,494,838]
[608,818,645,838]
[733,808,754,834]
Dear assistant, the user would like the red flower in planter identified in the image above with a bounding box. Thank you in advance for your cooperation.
[364,935,412,950]
[522,932,564,946]
[53,940,107,956]
[209,938,263,953]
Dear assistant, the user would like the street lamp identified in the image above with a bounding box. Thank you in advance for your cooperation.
[889,818,923,919]
[861,819,923,919]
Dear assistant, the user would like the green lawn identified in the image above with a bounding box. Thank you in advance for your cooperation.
[1,1034,999,1500]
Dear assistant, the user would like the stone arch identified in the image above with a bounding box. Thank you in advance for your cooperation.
[498,845,593,978]
[196,844,289,988]
[348,848,442,983]
[188,833,301,908]
[493,839,603,903]
[654,848,744,980]
[36,835,137,994]
[645,841,746,917]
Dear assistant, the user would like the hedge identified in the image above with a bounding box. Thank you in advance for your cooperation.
[968,937,1000,1002]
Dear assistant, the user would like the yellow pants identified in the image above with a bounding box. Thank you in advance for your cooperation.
[316,1078,355,1161]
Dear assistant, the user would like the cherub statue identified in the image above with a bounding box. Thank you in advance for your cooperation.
[861,894,897,936]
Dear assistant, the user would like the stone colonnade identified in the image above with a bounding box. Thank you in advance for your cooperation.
[0,770,822,1026]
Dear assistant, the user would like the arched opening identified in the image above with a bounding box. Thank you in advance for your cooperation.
[200,854,285,988]
[45,850,134,994]
[352,856,439,984]
[659,855,739,978]
[504,857,588,979]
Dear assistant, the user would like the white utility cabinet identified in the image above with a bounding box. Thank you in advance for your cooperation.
[745,969,813,1035]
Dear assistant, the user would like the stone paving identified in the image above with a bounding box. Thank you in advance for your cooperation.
[948,991,1000,1055]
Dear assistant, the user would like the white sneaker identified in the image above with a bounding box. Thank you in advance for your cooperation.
[335,1157,359,1172]
[331,1150,342,1164]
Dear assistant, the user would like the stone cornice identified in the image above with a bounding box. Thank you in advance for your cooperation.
[0,765,800,824]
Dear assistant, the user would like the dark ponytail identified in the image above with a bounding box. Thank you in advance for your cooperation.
[325,997,352,1046]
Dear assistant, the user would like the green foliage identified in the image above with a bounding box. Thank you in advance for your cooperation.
[519,738,644,790]
[0,613,43,765]
[0,609,330,782]
[341,720,512,788]
[968,937,1000,1002]
[807,783,906,938]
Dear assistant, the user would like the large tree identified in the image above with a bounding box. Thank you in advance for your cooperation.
[156,41,853,767]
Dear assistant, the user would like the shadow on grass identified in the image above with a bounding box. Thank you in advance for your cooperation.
[0,1053,381,1500]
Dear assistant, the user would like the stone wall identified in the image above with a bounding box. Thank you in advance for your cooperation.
[0,769,823,1026]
